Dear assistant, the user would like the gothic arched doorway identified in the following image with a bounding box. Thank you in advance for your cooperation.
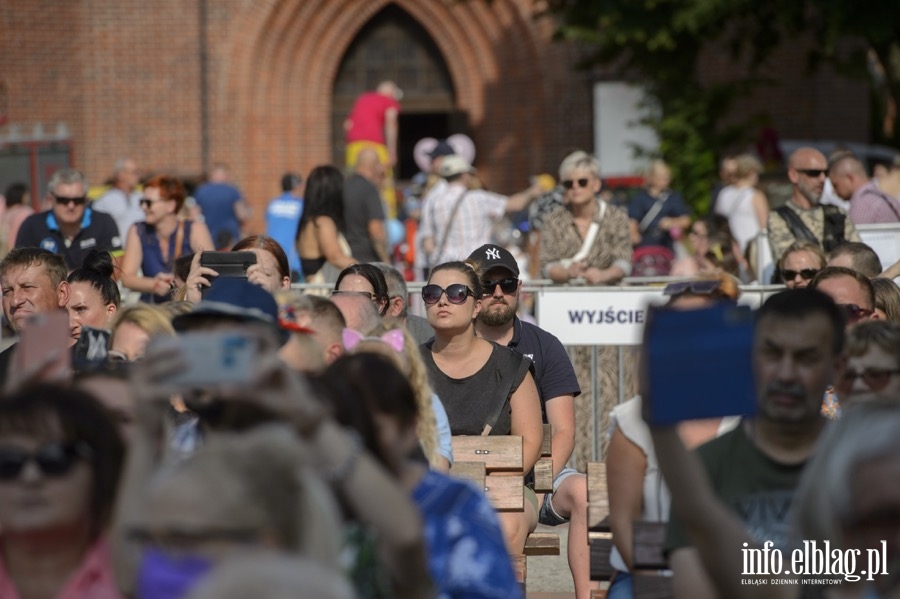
[332,4,462,180]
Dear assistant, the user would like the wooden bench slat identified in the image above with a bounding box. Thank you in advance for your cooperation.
[486,474,523,510]
[590,534,615,581]
[523,532,560,556]
[633,521,668,570]
[539,423,552,456]
[452,436,523,471]
[587,462,609,531]
[532,457,554,493]
[449,461,486,492]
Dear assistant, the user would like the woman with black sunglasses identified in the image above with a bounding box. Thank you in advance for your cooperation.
[419,260,543,555]
[120,175,214,303]
[0,384,125,599]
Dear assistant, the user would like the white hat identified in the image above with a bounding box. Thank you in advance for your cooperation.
[439,154,475,178]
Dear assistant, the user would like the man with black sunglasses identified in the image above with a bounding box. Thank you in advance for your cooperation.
[467,243,594,597]
[15,168,123,271]
[767,147,860,263]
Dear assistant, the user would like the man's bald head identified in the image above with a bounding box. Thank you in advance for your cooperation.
[828,152,869,201]
[354,148,384,182]
[788,147,828,206]
[376,80,402,101]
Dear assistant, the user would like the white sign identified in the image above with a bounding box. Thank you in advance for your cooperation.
[537,288,664,346]
[858,224,900,270]
[536,286,777,346]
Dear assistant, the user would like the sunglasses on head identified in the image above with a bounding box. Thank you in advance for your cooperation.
[837,368,900,392]
[781,268,819,282]
[53,193,87,206]
[562,178,590,190]
[422,283,475,305]
[795,168,827,178]
[0,442,91,481]
[662,279,722,297]
[482,278,518,296]
[838,303,874,324]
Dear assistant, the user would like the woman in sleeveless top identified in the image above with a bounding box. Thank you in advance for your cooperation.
[714,153,768,254]
[295,165,356,282]
[419,260,543,554]
[121,175,214,303]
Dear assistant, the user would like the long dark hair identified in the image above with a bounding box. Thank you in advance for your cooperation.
[296,165,345,239]
[314,353,419,474]
[67,249,121,307]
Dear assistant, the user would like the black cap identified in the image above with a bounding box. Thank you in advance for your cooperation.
[281,173,302,192]
[428,140,455,159]
[467,244,519,277]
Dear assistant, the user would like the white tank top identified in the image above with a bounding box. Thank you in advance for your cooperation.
[715,185,760,253]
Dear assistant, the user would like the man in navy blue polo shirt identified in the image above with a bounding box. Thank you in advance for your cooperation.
[468,243,594,599]
[15,168,123,271]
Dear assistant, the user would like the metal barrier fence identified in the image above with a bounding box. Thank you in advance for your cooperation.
[754,223,900,283]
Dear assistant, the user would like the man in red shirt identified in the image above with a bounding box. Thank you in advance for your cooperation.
[344,81,402,218]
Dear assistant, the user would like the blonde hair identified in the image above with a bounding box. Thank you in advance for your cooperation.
[350,323,441,468]
[733,153,763,179]
[110,304,176,339]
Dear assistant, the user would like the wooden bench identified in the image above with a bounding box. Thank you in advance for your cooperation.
[450,424,560,588]
[586,462,673,599]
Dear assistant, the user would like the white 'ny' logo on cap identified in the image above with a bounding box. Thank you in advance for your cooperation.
[486,248,501,260]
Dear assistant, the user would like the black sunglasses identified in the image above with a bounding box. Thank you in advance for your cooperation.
[838,303,874,324]
[795,168,827,178]
[52,193,88,206]
[482,278,519,296]
[781,268,819,282]
[0,442,92,481]
[838,368,900,392]
[562,177,590,190]
[662,279,722,297]
[422,283,475,305]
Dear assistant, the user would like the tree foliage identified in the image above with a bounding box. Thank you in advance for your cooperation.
[543,0,900,214]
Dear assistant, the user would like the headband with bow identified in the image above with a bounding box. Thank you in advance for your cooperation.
[342,328,405,353]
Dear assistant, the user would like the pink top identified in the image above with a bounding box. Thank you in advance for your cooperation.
[0,538,123,599]
[345,92,400,144]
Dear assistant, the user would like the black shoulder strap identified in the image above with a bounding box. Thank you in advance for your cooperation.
[482,352,532,436]
[820,205,846,252]
[775,205,818,245]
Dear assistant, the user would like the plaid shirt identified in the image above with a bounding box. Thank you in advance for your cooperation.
[847,180,900,224]
[420,181,506,265]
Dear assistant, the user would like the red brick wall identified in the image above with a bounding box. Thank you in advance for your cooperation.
[0,1,868,233]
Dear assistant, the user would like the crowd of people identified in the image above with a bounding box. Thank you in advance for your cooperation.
[0,137,898,599]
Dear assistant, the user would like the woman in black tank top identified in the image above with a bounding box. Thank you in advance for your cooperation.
[419,260,543,553]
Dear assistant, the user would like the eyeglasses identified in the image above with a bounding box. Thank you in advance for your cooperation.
[422,283,475,305]
[139,197,164,209]
[838,303,874,324]
[662,280,722,297]
[837,368,900,392]
[562,178,590,190]
[482,278,518,296]
[331,290,377,301]
[781,268,819,282]
[0,442,91,481]
[795,168,827,178]
[52,194,87,206]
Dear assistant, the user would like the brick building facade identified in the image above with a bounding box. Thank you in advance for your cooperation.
[1,0,869,233]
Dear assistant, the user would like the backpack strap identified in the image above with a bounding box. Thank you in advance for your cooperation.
[821,205,846,252]
[774,205,818,245]
[482,352,533,436]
